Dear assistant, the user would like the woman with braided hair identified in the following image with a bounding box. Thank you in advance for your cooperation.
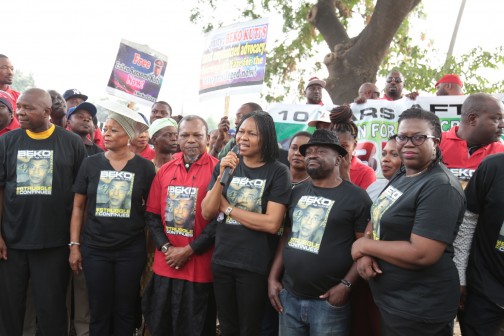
[330,105,376,190]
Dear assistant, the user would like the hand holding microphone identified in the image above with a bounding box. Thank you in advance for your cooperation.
[220,145,240,186]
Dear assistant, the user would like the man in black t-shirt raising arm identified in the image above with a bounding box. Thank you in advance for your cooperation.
[268,129,372,335]
[0,88,86,336]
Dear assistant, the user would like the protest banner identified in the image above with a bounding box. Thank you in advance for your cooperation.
[199,18,269,100]
[106,39,167,105]
[269,95,504,177]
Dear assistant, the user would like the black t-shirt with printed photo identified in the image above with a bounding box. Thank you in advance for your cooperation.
[369,163,465,323]
[465,153,504,306]
[73,153,156,248]
[209,159,291,275]
[282,181,371,299]
[0,127,86,249]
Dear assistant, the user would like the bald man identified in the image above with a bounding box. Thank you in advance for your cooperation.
[0,88,87,335]
[440,93,504,184]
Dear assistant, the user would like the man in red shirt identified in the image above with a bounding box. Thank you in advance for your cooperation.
[435,74,464,96]
[0,90,19,136]
[440,93,504,184]
[0,55,20,111]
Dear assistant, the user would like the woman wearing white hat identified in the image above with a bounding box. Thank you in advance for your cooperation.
[69,101,156,335]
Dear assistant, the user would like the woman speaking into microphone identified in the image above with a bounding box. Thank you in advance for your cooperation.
[202,110,291,336]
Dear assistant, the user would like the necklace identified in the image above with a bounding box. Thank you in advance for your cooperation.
[405,167,429,177]
[291,175,310,187]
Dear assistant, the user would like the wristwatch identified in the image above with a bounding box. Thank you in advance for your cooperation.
[340,279,352,288]
[161,243,171,253]
[224,206,233,216]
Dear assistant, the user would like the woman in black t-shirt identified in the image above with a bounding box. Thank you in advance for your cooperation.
[69,109,155,336]
[352,108,465,336]
[202,111,291,336]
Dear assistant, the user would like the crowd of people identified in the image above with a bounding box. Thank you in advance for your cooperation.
[0,52,503,336]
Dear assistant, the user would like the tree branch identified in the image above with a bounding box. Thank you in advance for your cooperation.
[308,0,349,51]
[348,0,421,66]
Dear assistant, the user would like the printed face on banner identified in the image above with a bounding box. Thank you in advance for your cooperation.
[106,39,167,104]
[165,186,198,237]
[96,170,134,218]
[16,150,53,195]
[288,195,334,254]
[226,177,265,225]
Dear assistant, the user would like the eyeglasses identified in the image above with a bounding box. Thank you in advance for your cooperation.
[396,134,437,146]
[386,77,403,83]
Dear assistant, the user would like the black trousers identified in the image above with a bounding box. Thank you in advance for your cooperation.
[82,236,146,336]
[460,288,504,336]
[0,247,69,336]
[212,263,267,336]
[142,274,216,336]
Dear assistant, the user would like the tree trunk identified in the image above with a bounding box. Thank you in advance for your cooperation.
[310,0,421,104]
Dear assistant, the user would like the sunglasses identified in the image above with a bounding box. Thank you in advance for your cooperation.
[386,77,403,83]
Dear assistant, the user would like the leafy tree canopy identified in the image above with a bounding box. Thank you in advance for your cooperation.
[191,0,504,104]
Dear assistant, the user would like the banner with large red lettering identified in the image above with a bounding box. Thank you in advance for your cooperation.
[106,39,167,105]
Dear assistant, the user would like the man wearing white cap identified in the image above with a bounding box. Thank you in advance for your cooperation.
[305,77,326,105]
[148,117,179,169]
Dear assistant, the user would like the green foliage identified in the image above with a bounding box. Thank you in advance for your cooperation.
[381,46,504,94]
[191,0,504,102]
[11,70,35,93]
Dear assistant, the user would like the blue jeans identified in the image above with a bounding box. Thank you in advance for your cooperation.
[279,288,350,336]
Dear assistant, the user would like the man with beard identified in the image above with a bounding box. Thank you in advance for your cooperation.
[148,117,179,169]
[268,129,372,335]
[143,115,218,335]
[305,77,325,105]
[0,55,20,113]
[48,90,68,127]
[67,102,103,156]
[383,70,405,101]
[435,74,464,96]
[440,93,504,185]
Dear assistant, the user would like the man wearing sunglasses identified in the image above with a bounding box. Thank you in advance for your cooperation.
[384,70,405,101]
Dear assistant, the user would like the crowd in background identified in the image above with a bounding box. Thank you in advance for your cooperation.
[0,53,503,336]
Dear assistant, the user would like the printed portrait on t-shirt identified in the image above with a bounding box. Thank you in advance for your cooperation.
[288,195,334,254]
[226,177,266,225]
[165,185,198,237]
[16,150,53,195]
[371,185,402,240]
[95,170,134,218]
[496,221,504,253]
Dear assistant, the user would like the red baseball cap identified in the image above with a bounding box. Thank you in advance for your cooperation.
[435,74,463,88]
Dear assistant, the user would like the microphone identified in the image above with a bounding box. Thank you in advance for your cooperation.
[220,145,240,186]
